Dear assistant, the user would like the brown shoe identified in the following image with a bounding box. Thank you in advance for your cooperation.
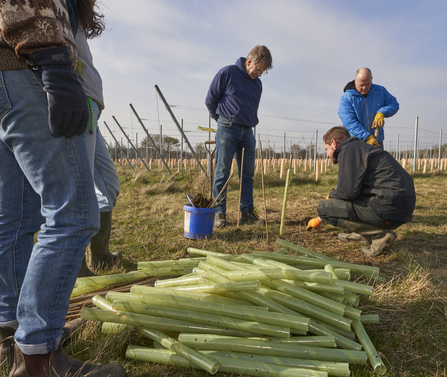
[10,343,126,377]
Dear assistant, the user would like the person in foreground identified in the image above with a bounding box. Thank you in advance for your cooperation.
[306,127,416,257]
[0,0,125,375]
[338,67,399,148]
[205,45,273,228]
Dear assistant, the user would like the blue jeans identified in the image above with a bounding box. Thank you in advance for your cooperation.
[213,117,256,214]
[0,69,99,354]
[85,99,120,212]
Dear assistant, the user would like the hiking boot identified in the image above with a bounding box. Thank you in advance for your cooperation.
[361,230,396,257]
[88,211,122,270]
[338,232,370,245]
[214,213,228,228]
[10,343,126,377]
[240,208,265,226]
[0,326,15,370]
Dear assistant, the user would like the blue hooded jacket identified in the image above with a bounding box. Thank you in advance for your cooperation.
[338,82,399,143]
[205,57,262,127]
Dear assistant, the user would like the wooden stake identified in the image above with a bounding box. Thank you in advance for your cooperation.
[279,159,285,180]
[279,167,291,237]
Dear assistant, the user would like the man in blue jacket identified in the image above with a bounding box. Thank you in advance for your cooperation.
[206,45,273,228]
[338,67,399,148]
[307,127,415,257]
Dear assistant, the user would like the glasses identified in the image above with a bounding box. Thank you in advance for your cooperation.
[255,64,268,76]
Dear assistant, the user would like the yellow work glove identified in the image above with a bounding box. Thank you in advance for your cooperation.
[307,217,322,231]
[325,194,329,199]
[372,112,385,129]
[366,135,380,147]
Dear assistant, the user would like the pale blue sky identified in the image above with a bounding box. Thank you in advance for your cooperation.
[90,0,447,154]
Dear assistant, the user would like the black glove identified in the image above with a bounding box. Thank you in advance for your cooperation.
[30,46,88,138]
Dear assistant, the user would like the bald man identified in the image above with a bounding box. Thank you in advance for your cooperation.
[338,68,399,148]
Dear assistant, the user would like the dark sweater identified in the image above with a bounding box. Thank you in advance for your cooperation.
[205,57,262,127]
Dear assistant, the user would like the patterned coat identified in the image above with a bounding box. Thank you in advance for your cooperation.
[0,0,77,70]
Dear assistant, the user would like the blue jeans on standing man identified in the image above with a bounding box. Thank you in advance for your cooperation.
[0,69,99,355]
[213,116,256,215]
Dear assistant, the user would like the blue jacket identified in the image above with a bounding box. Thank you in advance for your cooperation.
[205,57,262,127]
[338,82,399,143]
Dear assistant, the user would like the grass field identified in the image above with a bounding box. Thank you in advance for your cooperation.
[2,161,446,377]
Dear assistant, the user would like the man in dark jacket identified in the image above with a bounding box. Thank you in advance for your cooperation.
[307,127,416,256]
[206,45,273,228]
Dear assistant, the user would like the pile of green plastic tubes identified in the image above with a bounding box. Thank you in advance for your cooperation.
[80,238,387,376]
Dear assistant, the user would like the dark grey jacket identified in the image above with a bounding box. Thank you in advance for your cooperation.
[329,137,416,223]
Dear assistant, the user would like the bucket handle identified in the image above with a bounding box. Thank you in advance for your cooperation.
[187,194,196,208]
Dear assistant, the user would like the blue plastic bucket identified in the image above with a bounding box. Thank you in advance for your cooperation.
[184,204,216,239]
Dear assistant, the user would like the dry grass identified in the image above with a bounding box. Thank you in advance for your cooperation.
[2,164,446,377]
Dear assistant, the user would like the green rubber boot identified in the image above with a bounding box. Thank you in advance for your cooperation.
[88,211,122,270]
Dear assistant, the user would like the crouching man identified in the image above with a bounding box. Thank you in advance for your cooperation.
[307,126,416,256]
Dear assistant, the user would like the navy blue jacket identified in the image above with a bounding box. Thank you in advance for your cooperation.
[205,57,262,127]
[329,137,415,223]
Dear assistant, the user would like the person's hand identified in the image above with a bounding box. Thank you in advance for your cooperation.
[366,135,380,147]
[372,112,385,129]
[30,47,89,138]
[306,217,322,230]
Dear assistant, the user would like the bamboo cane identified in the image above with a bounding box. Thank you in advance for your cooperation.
[237,147,245,228]
[259,140,269,241]
[208,169,236,208]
